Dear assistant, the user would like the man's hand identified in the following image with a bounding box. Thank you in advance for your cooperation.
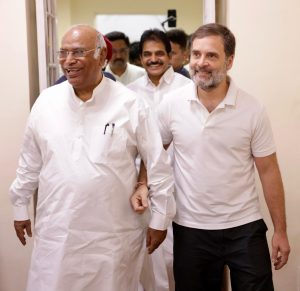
[130,184,149,214]
[271,231,290,270]
[14,219,32,246]
[146,227,167,254]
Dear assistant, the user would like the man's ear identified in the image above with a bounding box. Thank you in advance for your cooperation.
[183,48,189,65]
[226,54,234,70]
[99,47,107,65]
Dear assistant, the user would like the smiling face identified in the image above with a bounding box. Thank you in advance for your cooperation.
[189,35,233,91]
[59,26,106,95]
[140,40,171,85]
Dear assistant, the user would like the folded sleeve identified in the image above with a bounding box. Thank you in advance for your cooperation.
[136,99,175,230]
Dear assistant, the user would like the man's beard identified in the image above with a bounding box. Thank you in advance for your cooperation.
[190,61,228,91]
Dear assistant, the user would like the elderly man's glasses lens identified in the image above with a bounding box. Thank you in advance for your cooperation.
[57,48,100,59]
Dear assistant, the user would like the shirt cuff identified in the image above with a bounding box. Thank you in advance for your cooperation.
[149,211,171,231]
[13,206,29,221]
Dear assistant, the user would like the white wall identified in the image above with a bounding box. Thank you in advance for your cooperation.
[0,1,34,291]
[227,1,300,290]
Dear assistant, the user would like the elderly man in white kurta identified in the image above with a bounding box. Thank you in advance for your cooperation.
[9,25,175,291]
[128,29,191,291]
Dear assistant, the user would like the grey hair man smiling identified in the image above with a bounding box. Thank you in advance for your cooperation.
[9,24,175,291]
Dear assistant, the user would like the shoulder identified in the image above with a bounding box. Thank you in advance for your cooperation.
[103,71,116,81]
[126,64,145,79]
[127,75,146,90]
[36,82,69,104]
[236,88,265,113]
[28,82,70,123]
[176,67,191,79]
[105,77,141,105]
[160,82,195,110]
[227,78,264,111]
[127,63,145,73]
[167,81,194,99]
[172,72,193,85]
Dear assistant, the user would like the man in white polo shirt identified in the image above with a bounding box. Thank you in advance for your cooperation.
[128,29,191,291]
[133,23,291,291]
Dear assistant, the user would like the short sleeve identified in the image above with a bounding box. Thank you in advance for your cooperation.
[251,106,276,157]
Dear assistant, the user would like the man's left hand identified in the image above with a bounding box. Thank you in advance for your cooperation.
[146,227,167,254]
[271,231,290,270]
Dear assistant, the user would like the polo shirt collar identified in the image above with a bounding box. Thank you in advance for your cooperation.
[187,76,238,107]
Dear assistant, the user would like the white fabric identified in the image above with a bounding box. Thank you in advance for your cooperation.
[128,66,191,115]
[106,63,145,85]
[158,78,276,230]
[128,67,191,291]
[9,76,175,291]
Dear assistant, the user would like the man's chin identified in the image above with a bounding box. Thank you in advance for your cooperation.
[66,77,82,87]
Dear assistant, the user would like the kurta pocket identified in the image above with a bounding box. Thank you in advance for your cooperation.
[89,127,126,164]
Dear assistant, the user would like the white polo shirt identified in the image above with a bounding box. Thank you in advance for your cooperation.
[158,78,276,229]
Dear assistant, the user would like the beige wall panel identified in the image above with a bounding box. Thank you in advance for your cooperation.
[0,1,35,291]
[227,1,300,290]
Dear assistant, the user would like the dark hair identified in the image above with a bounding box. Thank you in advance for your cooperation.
[129,41,140,64]
[139,29,171,56]
[191,23,235,57]
[105,31,130,47]
[166,29,188,50]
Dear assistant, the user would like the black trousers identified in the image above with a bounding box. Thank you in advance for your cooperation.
[173,219,274,291]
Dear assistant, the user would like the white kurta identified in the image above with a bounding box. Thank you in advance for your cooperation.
[128,67,192,291]
[9,76,175,291]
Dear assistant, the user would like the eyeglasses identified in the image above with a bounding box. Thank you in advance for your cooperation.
[57,47,100,59]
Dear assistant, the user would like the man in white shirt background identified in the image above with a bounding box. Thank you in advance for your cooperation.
[105,31,145,85]
[128,28,191,291]
[128,29,191,115]
[10,24,175,291]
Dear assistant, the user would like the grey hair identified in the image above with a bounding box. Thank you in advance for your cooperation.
[94,32,106,59]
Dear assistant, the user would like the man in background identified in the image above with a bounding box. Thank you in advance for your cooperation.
[10,24,175,291]
[128,28,191,291]
[129,41,142,67]
[105,31,145,84]
[166,29,190,78]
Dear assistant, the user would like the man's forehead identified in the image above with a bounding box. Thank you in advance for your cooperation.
[111,39,128,47]
[192,36,224,51]
[62,28,95,45]
[143,40,167,52]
